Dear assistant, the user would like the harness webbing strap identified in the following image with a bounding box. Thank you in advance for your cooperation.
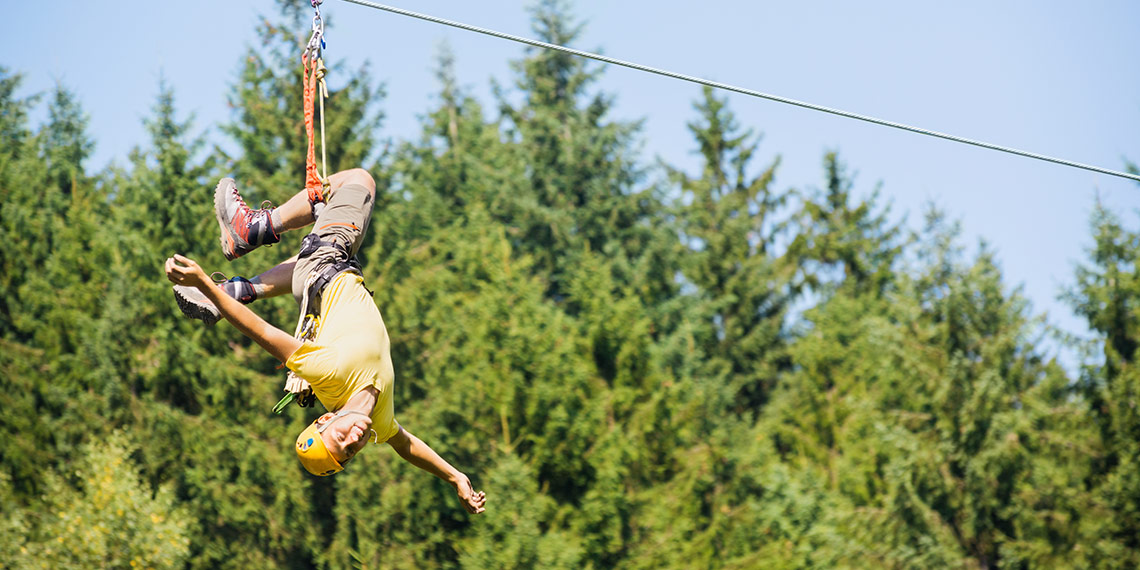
[296,233,361,318]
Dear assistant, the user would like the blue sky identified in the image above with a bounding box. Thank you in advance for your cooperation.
[13,1,1140,362]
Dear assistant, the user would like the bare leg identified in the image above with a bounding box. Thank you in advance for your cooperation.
[178,170,377,323]
[249,255,297,299]
[274,193,316,233]
[243,170,376,298]
[274,169,377,234]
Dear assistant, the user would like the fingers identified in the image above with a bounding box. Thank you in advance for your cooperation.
[166,254,199,271]
[164,254,204,286]
[164,256,182,284]
[165,257,189,283]
[454,475,486,514]
[466,490,487,514]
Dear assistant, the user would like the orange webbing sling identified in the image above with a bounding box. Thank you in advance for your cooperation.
[302,52,329,204]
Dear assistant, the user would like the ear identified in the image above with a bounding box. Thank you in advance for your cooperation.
[317,412,336,424]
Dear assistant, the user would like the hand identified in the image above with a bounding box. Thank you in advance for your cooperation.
[285,372,315,408]
[454,473,486,514]
[164,254,211,290]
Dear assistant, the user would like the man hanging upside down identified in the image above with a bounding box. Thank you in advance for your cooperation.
[164,168,486,514]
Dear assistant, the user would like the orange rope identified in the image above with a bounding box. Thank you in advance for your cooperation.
[302,53,324,203]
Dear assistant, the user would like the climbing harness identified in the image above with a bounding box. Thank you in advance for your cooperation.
[334,0,1140,183]
[274,234,365,414]
[295,234,363,316]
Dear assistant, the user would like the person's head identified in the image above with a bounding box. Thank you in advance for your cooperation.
[295,409,375,476]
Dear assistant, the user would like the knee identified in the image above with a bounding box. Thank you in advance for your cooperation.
[342,168,376,196]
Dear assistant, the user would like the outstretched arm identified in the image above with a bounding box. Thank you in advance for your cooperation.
[386,426,487,514]
[165,254,302,363]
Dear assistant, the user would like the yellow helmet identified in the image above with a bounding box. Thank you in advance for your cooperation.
[294,409,375,476]
[295,421,343,476]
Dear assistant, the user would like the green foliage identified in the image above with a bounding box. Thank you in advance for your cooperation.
[7,436,193,569]
[0,67,40,336]
[460,454,584,569]
[41,84,94,195]
[1,2,1135,568]
[1062,204,1140,565]
[496,0,655,300]
[668,86,795,412]
[790,151,905,298]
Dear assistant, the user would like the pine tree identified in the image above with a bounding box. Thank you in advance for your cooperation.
[0,67,36,159]
[668,86,795,412]
[897,211,1100,567]
[364,43,522,269]
[41,84,94,197]
[618,87,800,570]
[496,0,651,298]
[333,204,601,567]
[13,85,115,390]
[790,152,904,298]
[1063,203,1140,564]
[747,202,1107,567]
[0,76,111,504]
[2,84,99,353]
[0,68,41,336]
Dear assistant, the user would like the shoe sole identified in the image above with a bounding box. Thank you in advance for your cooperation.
[214,178,241,261]
[173,285,221,326]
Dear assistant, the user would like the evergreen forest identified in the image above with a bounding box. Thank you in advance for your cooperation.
[3,2,1140,568]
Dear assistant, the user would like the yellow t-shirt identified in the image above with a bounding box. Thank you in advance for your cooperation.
[285,272,401,443]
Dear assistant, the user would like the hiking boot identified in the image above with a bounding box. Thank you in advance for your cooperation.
[173,285,220,326]
[172,276,257,325]
[214,178,280,261]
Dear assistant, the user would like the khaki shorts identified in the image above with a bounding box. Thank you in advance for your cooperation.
[291,183,374,304]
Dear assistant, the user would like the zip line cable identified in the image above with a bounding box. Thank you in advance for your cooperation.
[338,0,1140,183]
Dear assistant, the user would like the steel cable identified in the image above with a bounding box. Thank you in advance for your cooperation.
[338,0,1140,183]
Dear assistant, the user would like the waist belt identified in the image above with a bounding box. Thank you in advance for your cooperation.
[297,233,362,318]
